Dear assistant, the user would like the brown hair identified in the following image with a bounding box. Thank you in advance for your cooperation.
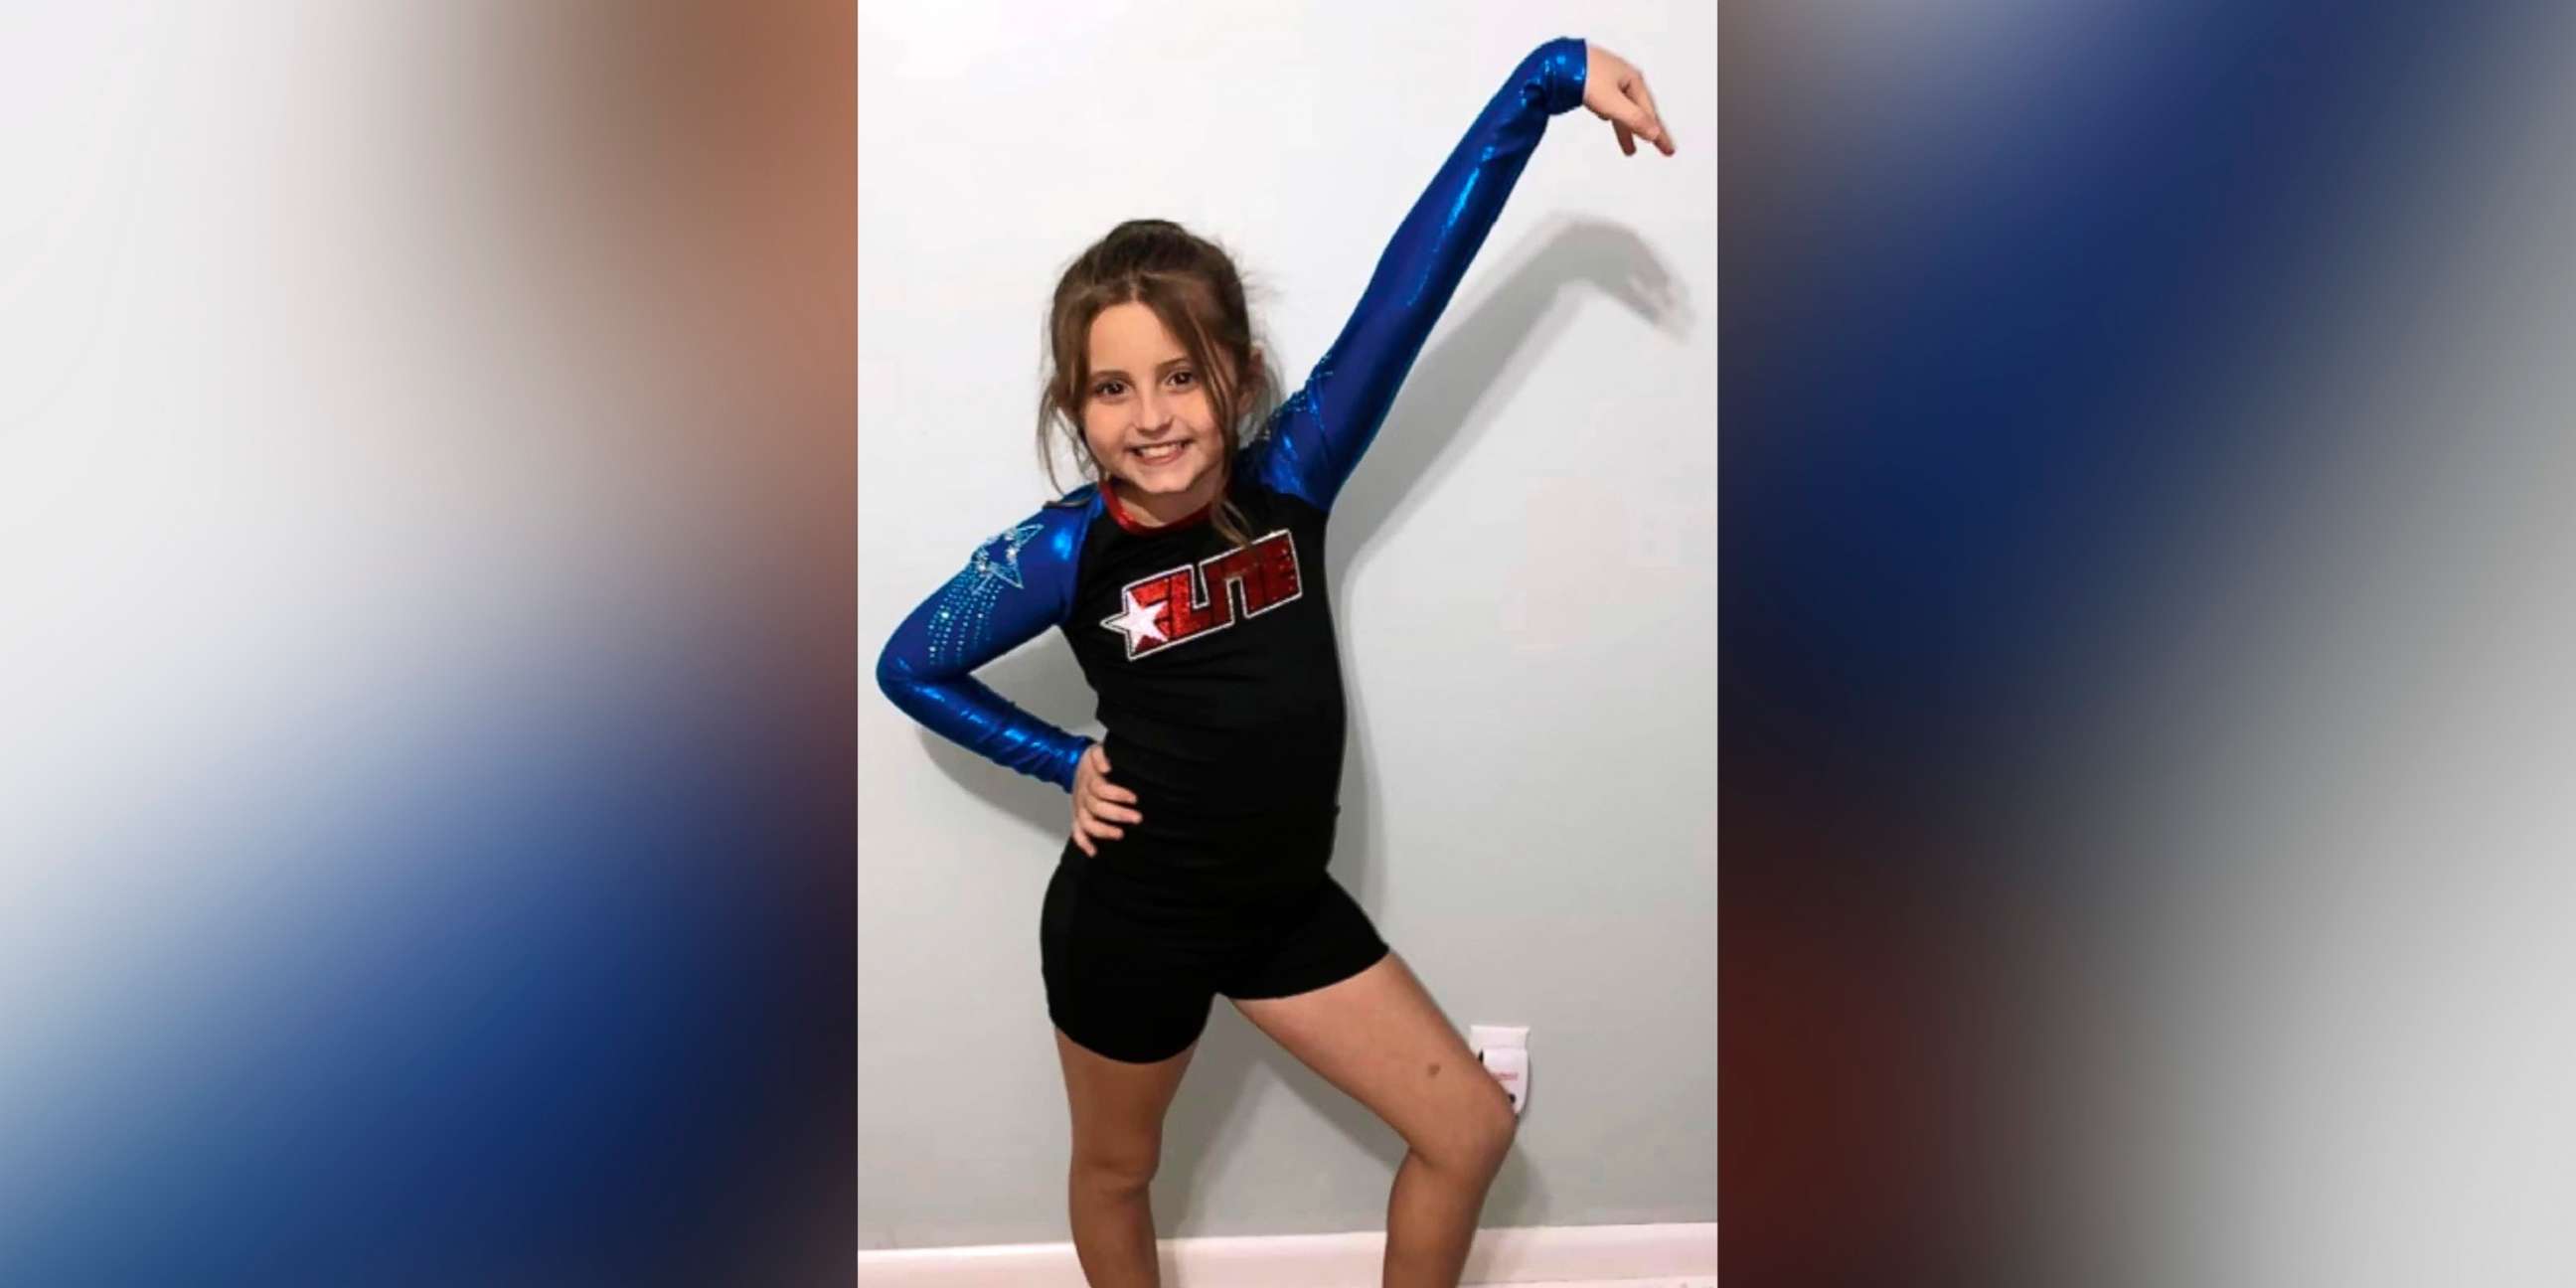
[1038,219,1278,552]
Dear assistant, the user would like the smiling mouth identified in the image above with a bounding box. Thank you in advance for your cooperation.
[1131,441,1187,464]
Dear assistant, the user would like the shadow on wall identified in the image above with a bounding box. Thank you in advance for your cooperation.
[910,215,1690,1230]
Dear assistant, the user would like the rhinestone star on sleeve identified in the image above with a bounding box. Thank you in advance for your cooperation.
[925,523,1045,670]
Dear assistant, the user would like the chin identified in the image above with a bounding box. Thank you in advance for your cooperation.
[1129,469,1208,496]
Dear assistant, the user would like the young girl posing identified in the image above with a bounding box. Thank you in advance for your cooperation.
[878,37,1673,1288]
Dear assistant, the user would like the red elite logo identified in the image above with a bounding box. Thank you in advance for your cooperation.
[1100,529,1304,660]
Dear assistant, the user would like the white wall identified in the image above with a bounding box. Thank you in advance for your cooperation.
[859,0,1715,1248]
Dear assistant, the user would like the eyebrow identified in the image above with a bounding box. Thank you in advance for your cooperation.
[1090,357,1194,381]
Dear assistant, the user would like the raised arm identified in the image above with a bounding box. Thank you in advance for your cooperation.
[1253,37,1672,513]
[876,494,1100,791]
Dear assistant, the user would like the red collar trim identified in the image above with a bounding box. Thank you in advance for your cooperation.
[1101,478,1217,535]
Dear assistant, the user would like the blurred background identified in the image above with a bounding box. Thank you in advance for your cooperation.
[1724,1,2576,1284]
[20,0,2576,1281]
[3,2,852,1282]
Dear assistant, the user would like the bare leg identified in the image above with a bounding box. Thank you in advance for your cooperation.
[1231,953,1517,1288]
[1054,1029,1197,1287]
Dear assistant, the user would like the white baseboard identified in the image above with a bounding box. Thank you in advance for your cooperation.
[855,1221,1716,1287]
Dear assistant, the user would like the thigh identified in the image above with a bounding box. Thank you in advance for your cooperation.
[1054,1027,1196,1169]
[1228,951,1511,1156]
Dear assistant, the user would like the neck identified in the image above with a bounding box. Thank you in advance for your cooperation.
[1112,466,1224,528]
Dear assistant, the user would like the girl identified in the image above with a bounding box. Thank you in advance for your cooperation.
[877,37,1673,1288]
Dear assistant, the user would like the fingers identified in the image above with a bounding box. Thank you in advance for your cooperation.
[1595,85,1665,157]
[1079,776,1140,827]
[1075,807,1124,844]
[1070,805,1120,851]
[1070,795,1136,854]
[1585,46,1675,158]
[1609,79,1671,156]
[1070,741,1142,853]
[1079,744,1137,803]
[1633,73,1675,155]
[1591,87,1651,137]
[1086,797,1143,826]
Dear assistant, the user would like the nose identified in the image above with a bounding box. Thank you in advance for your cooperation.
[1133,385,1175,436]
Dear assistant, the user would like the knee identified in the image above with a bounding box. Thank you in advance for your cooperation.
[1419,1088,1518,1178]
[1069,1140,1160,1199]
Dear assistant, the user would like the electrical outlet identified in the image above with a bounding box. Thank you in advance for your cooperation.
[1468,1025,1530,1115]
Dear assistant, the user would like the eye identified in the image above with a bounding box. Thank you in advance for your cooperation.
[1167,369,1198,389]
[1092,379,1127,399]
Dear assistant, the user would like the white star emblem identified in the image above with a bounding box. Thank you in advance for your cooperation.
[971,524,1044,589]
[1100,588,1169,654]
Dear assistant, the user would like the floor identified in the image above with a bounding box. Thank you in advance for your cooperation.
[1468,1280,1717,1288]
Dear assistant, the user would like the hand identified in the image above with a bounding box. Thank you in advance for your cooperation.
[1582,44,1674,157]
[1070,742,1142,857]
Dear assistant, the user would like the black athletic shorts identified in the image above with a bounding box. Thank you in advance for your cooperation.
[1041,837,1389,1064]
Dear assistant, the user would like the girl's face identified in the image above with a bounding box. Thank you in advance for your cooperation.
[1079,301,1228,512]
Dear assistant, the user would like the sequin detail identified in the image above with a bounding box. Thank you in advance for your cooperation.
[926,523,1043,670]
[1248,37,1585,512]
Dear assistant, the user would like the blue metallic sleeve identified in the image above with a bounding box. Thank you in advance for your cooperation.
[1250,37,1587,512]
[876,491,1101,792]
